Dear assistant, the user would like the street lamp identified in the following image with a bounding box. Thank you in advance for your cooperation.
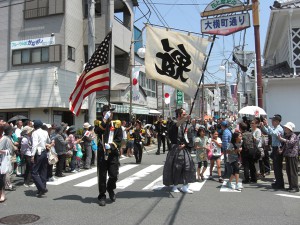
[219,61,232,109]
[137,47,146,59]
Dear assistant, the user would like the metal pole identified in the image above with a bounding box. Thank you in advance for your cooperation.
[162,83,165,118]
[252,0,263,107]
[254,53,258,106]
[201,76,205,122]
[88,0,96,124]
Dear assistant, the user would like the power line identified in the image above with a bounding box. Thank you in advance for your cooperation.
[138,1,208,6]
[144,0,169,27]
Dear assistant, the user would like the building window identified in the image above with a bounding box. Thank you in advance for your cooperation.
[84,0,101,18]
[115,46,129,76]
[24,0,64,19]
[12,45,61,65]
[68,46,75,61]
[139,72,156,98]
[292,28,300,67]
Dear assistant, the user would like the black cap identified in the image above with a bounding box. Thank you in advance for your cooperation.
[68,126,76,134]
[102,104,115,113]
[269,114,282,122]
[33,120,43,129]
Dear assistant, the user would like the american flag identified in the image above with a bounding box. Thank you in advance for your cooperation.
[69,32,112,116]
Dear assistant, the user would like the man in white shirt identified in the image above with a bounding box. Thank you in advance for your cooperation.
[14,120,23,138]
[31,120,51,198]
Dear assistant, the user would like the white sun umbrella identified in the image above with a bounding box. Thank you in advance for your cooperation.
[238,106,267,116]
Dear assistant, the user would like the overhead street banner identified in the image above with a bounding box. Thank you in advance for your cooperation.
[201,12,250,36]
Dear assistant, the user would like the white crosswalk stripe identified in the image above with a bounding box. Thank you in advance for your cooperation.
[75,164,139,187]
[116,165,163,189]
[47,167,97,186]
[47,163,217,193]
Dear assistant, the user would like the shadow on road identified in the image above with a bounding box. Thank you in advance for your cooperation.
[52,195,98,204]
[116,190,171,199]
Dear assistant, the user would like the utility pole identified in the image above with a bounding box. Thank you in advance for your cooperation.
[88,0,96,124]
[201,79,205,122]
[252,0,263,108]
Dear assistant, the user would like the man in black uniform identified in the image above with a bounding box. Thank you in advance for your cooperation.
[94,105,121,207]
[155,115,167,155]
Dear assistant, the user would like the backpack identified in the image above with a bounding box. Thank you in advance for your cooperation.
[242,131,260,160]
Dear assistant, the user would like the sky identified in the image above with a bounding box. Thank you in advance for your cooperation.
[133,0,273,85]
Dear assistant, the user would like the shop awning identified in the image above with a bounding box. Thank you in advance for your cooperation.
[149,109,161,115]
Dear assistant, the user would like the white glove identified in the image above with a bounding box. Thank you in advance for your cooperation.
[139,142,142,145]
[104,111,111,120]
[105,143,111,150]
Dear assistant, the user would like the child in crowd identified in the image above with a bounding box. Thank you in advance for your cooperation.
[226,132,243,191]
[74,135,83,171]
[194,127,209,181]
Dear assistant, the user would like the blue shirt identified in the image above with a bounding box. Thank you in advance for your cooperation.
[262,125,284,147]
[222,128,232,151]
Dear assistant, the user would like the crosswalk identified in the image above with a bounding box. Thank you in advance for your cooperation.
[46,164,212,192]
[45,154,244,193]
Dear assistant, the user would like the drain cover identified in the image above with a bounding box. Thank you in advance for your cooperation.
[0,214,40,225]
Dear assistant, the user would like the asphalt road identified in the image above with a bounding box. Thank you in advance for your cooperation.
[0,145,299,225]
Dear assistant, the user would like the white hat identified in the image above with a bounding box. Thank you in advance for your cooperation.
[83,122,91,129]
[22,126,34,134]
[43,123,52,129]
[283,122,295,132]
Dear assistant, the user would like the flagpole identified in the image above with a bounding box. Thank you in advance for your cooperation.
[184,35,216,130]
[108,30,112,105]
[87,0,96,124]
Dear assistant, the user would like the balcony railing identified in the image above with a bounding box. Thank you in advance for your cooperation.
[114,16,131,30]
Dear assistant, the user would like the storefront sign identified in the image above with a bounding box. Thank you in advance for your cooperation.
[176,90,184,106]
[201,12,250,36]
[11,37,55,50]
[205,0,244,11]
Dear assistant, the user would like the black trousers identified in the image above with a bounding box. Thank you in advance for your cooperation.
[55,154,66,176]
[285,156,298,189]
[24,155,33,185]
[31,151,48,192]
[272,147,284,187]
[157,134,166,153]
[134,143,143,163]
[242,153,257,182]
[263,147,271,173]
[97,150,119,200]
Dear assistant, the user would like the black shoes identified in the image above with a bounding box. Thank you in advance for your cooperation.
[109,191,116,202]
[37,188,48,198]
[288,188,299,193]
[55,174,65,177]
[98,198,106,206]
[271,183,284,189]
[156,152,160,155]
[99,192,116,206]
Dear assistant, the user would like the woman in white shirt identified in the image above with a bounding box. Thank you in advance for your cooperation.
[207,130,223,183]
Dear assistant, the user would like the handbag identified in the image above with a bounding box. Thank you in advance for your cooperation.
[0,151,12,174]
[48,148,58,165]
[91,140,98,151]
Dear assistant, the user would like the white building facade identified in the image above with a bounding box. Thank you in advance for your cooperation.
[263,0,300,132]
[0,0,158,126]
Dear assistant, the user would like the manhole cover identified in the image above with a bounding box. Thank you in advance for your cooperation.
[0,214,40,225]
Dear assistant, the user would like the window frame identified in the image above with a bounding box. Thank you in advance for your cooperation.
[67,46,75,61]
[12,45,61,66]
